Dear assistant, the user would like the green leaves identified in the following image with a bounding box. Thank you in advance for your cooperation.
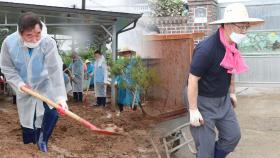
[109,56,159,93]
[109,57,130,77]
[131,57,158,91]
[238,32,280,53]
[149,0,185,17]
[60,52,72,66]
[60,45,109,66]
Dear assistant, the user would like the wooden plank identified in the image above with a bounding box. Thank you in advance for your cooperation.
[144,32,204,41]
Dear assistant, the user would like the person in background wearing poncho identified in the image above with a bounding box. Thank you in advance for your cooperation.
[85,59,94,89]
[116,49,140,112]
[0,12,68,152]
[70,52,84,102]
[93,50,108,107]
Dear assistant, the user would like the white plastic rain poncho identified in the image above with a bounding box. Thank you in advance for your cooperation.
[63,72,72,94]
[0,23,67,129]
[70,55,84,92]
[94,55,108,97]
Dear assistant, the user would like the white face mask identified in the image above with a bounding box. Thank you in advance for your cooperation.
[230,32,246,44]
[24,40,41,48]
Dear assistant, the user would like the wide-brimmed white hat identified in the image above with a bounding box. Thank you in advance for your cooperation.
[210,3,264,26]
[118,47,136,56]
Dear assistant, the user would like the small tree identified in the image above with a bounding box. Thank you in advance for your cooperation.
[77,47,95,61]
[110,56,159,108]
[0,28,11,47]
[60,50,72,66]
[149,0,185,17]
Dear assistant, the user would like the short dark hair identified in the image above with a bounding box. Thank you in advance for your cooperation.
[94,50,102,55]
[18,12,42,34]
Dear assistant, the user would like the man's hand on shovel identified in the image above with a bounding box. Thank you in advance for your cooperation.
[57,100,69,116]
[18,83,32,93]
[70,76,77,84]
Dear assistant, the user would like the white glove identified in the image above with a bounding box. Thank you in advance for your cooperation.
[189,108,204,127]
[230,93,237,108]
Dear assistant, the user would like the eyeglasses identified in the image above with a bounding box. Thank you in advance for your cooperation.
[232,23,250,31]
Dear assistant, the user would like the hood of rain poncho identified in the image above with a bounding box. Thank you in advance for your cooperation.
[17,21,48,44]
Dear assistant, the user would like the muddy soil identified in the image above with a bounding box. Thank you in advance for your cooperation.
[0,94,166,158]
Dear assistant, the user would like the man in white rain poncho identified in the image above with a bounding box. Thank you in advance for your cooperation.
[0,12,68,152]
[70,52,84,102]
[94,50,108,106]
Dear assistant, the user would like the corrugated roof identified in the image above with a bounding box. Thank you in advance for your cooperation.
[0,1,142,45]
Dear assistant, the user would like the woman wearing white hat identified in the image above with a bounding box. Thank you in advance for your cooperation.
[187,3,264,158]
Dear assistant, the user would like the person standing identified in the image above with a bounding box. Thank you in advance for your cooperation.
[93,50,108,107]
[187,3,264,158]
[0,12,68,152]
[70,52,84,102]
[85,59,94,89]
[116,49,140,112]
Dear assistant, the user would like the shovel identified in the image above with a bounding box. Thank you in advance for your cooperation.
[21,86,122,136]
[64,68,77,84]
[83,76,92,103]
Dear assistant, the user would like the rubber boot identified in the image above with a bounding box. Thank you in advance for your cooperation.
[78,92,83,102]
[34,128,41,144]
[73,92,78,102]
[37,132,48,152]
[37,104,58,152]
[214,147,230,158]
[96,97,101,106]
[102,97,106,107]
[21,126,36,144]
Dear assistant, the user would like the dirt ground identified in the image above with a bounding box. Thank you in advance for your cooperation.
[0,91,168,158]
[1,87,279,158]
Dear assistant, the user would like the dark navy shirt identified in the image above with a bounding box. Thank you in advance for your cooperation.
[190,30,231,97]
